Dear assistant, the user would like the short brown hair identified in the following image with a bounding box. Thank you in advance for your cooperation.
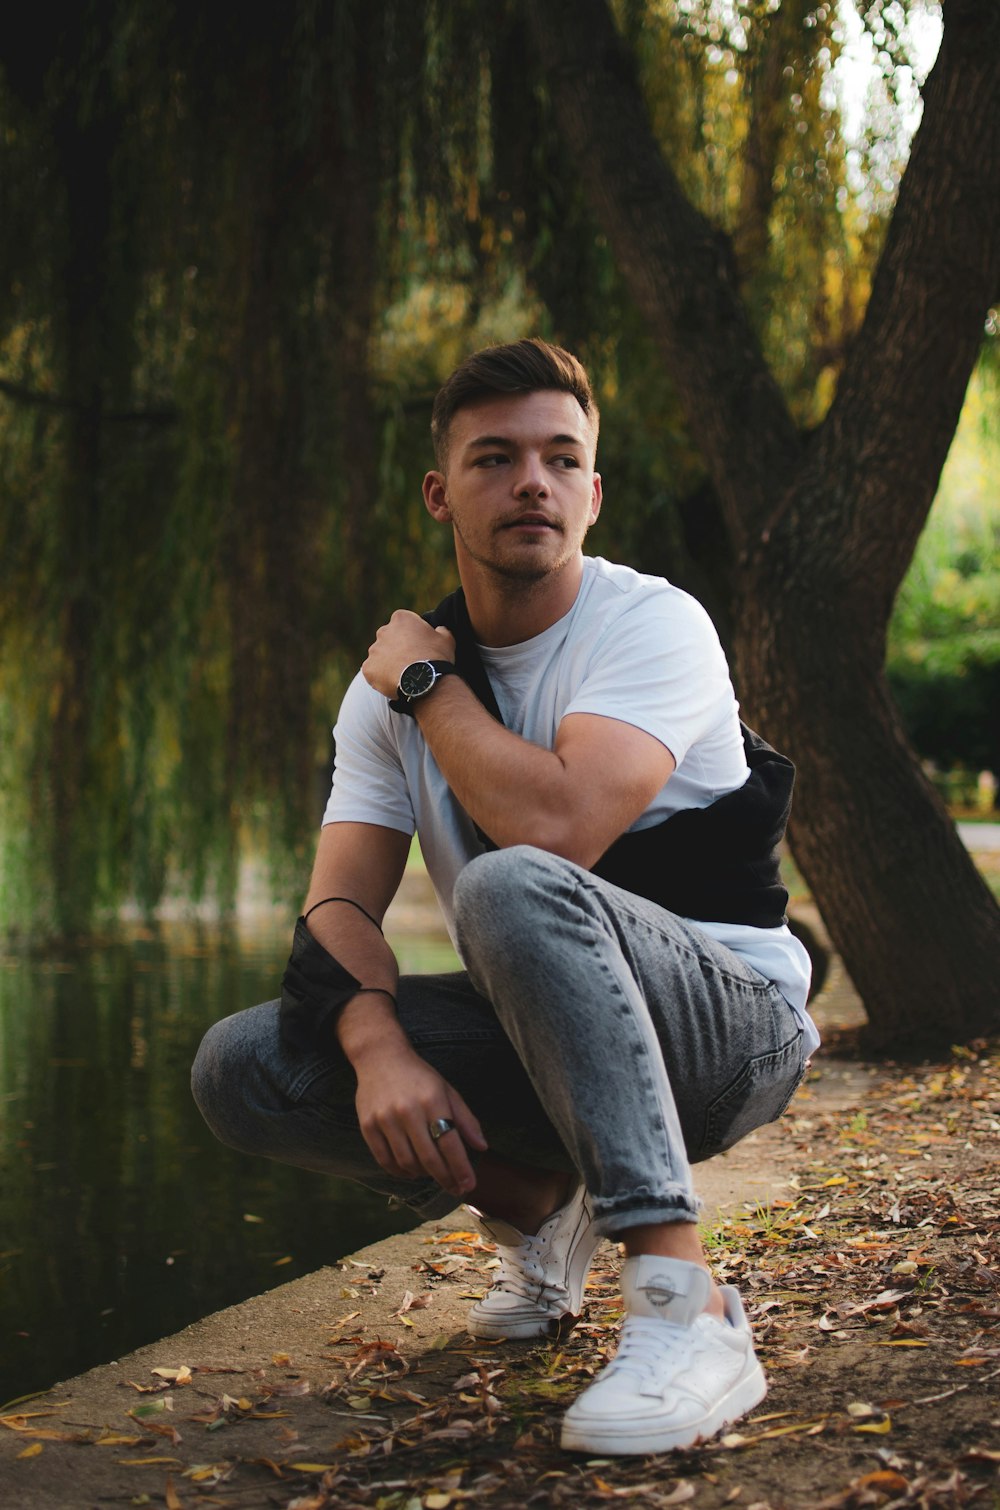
[431,338,599,467]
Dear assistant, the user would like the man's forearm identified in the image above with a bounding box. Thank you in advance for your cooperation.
[413,676,585,859]
[300,897,405,1065]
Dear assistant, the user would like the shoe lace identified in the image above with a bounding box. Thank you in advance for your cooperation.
[605,1315,701,1385]
[491,1234,570,1307]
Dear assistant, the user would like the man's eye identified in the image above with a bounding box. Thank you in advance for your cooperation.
[474,454,507,467]
[552,455,580,468]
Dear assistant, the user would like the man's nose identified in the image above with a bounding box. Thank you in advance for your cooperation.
[513,458,550,498]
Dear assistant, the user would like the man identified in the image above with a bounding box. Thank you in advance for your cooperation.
[193,338,817,1456]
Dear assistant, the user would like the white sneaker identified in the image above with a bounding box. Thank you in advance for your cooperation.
[464,1185,602,1340]
[561,1254,767,1454]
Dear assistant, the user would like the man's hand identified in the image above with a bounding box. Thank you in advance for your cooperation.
[363,611,456,699]
[353,1037,487,1199]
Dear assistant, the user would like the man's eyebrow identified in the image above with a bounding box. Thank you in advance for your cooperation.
[464,432,586,449]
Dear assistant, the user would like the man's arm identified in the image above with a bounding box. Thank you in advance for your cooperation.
[364,614,676,865]
[305,820,485,1199]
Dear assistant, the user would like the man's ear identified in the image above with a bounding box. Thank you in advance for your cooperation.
[590,472,603,527]
[423,470,451,522]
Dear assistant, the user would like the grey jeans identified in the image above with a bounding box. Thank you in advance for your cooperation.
[192,846,806,1236]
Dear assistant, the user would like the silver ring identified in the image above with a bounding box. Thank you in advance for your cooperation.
[428,1117,456,1142]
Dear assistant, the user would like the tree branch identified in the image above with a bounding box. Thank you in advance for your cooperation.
[524,0,802,553]
[804,0,1000,601]
[733,0,810,279]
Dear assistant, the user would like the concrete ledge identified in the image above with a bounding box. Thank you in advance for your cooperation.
[0,955,872,1508]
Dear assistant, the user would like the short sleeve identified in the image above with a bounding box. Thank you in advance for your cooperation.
[322,672,415,834]
[562,589,735,769]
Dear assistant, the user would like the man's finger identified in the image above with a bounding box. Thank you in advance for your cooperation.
[416,1115,476,1195]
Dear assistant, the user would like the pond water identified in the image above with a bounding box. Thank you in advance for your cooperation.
[0,911,459,1407]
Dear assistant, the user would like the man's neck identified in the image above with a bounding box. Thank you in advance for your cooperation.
[460,557,587,647]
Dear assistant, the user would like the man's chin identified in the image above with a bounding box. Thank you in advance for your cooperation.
[488,556,568,585]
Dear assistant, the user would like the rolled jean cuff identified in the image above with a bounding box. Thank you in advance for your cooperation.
[593,1187,699,1236]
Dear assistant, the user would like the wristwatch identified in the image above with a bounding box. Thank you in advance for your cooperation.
[395,659,457,705]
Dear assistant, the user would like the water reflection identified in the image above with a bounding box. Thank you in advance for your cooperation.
[0,915,459,1404]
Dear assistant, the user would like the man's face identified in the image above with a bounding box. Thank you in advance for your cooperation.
[423,391,602,586]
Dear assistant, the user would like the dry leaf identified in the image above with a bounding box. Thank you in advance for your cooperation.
[854,1416,892,1434]
[660,1484,696,1505]
[16,1442,42,1459]
[151,1366,193,1384]
[855,1471,910,1492]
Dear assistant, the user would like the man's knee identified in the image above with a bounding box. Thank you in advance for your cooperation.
[190,1008,272,1153]
[456,844,560,918]
[453,845,584,966]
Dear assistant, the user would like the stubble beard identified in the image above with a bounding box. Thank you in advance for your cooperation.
[451,516,579,587]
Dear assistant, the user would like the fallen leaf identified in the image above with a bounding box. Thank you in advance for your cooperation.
[165,1475,184,1510]
[856,1471,910,1492]
[753,1420,827,1440]
[182,1463,230,1483]
[395,1290,431,1317]
[16,1442,42,1459]
[854,1416,892,1435]
[248,1456,286,1477]
[128,1397,174,1418]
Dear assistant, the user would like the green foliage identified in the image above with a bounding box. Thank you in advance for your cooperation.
[0,0,974,935]
[887,362,1000,777]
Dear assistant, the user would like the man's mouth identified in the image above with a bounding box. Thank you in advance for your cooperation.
[500,513,562,532]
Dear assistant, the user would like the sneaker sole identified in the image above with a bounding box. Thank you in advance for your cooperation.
[467,1307,583,1341]
[560,1360,767,1455]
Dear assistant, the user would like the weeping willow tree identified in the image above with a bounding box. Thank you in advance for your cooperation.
[2,0,997,1052]
[0,1,499,933]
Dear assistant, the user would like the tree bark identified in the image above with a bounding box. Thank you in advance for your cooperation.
[526,0,1000,1052]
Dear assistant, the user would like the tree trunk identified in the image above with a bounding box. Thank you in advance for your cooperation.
[736,545,1000,1054]
[527,0,1000,1051]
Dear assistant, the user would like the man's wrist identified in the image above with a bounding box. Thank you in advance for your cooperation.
[390,659,457,714]
[337,991,406,1065]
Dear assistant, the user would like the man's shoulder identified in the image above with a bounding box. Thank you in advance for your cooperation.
[582,557,717,632]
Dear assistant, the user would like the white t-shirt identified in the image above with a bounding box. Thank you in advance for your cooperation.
[325,557,818,1054]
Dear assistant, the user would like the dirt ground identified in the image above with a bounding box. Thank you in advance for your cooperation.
[2,1031,997,1510]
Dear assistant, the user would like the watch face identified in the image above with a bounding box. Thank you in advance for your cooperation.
[399,661,436,700]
